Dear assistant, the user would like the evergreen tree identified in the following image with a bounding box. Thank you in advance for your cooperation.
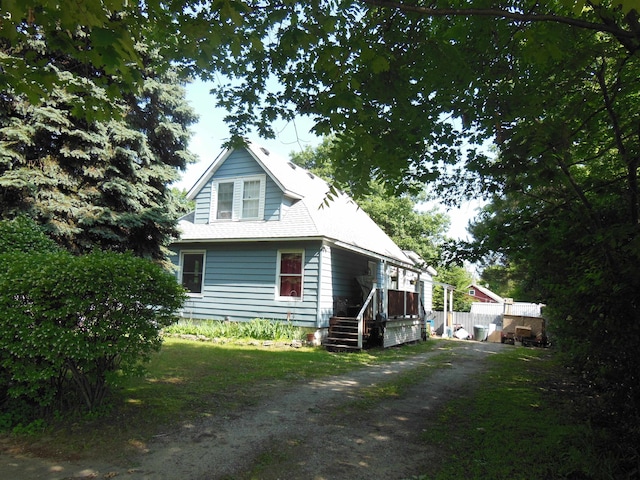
[0,36,197,260]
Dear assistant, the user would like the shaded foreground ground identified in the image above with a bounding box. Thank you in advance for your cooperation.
[1,340,506,479]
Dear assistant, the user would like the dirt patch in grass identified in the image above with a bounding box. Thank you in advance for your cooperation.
[0,340,531,479]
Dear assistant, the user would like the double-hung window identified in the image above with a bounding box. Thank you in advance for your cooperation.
[277,250,304,300]
[242,179,261,218]
[216,182,234,219]
[211,175,265,221]
[181,251,205,295]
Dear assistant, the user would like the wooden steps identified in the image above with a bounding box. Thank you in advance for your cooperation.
[325,316,361,352]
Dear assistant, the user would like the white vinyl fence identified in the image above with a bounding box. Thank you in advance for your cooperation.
[425,311,502,337]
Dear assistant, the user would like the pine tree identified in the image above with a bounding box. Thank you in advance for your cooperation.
[0,36,197,261]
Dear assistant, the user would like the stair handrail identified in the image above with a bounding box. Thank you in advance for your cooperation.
[355,283,377,350]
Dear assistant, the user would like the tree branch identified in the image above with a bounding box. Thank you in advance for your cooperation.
[595,57,639,226]
[361,0,637,40]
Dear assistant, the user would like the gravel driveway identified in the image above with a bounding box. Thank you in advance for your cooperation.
[0,340,506,479]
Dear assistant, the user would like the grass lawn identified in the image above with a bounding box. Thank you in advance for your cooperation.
[417,346,616,480]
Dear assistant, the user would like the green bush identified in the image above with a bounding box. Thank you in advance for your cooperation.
[0,249,186,412]
[0,215,60,253]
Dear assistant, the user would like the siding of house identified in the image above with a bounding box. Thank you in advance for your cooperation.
[192,149,283,224]
[384,318,423,348]
[330,247,369,302]
[421,277,434,312]
[468,289,497,303]
[174,241,323,327]
[193,182,211,224]
[317,244,334,327]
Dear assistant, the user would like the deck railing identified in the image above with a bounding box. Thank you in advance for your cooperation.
[387,289,419,318]
[356,285,377,350]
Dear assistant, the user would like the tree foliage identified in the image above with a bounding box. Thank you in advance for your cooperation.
[207,1,640,194]
[0,38,198,260]
[248,3,639,453]
[432,266,473,312]
[477,262,521,300]
[4,0,640,461]
[443,1,640,457]
[0,215,60,254]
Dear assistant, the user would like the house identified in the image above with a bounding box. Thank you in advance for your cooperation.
[170,142,434,349]
[466,283,504,303]
[466,283,544,317]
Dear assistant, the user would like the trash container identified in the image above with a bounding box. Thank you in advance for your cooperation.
[426,319,434,333]
[473,325,487,341]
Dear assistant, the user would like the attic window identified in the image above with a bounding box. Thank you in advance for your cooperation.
[216,182,234,219]
[210,175,266,222]
[242,179,261,218]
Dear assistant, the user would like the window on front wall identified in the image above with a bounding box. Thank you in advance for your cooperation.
[211,175,265,221]
[242,179,261,218]
[216,182,234,219]
[277,250,303,300]
[181,251,205,294]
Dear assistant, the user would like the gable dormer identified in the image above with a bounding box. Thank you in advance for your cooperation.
[189,145,286,224]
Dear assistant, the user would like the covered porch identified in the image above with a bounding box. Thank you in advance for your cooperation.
[325,283,425,351]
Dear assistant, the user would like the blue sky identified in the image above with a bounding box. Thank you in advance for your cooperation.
[178,80,481,241]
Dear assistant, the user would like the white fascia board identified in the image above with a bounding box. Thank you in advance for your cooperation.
[186,147,234,200]
[173,236,326,244]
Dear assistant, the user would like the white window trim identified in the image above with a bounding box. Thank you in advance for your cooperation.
[276,249,304,301]
[213,180,234,221]
[179,250,206,297]
[209,174,266,222]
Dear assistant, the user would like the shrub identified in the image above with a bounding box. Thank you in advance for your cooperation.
[0,249,186,412]
[0,215,60,253]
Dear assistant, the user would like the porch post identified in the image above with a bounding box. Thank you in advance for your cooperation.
[449,288,454,328]
[377,260,386,315]
[443,286,448,337]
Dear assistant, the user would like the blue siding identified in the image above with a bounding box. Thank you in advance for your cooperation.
[173,241,322,327]
[215,150,263,178]
[330,247,369,300]
[193,183,211,224]
[263,178,281,221]
[317,245,334,327]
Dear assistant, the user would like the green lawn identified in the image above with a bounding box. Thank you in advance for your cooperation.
[416,347,615,479]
